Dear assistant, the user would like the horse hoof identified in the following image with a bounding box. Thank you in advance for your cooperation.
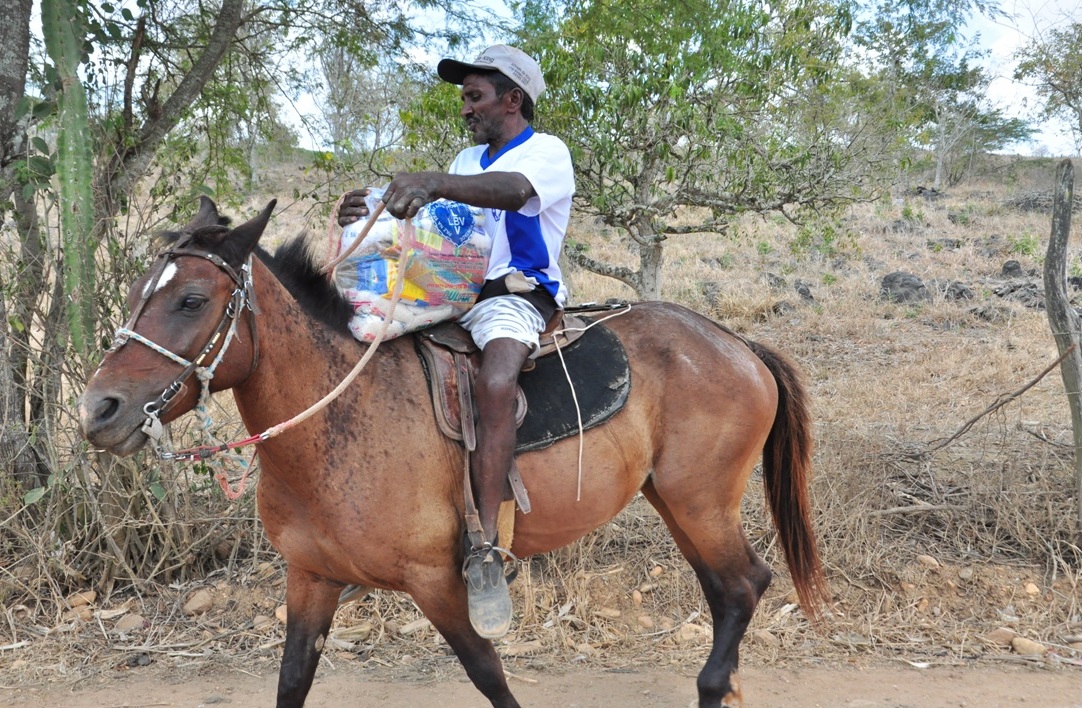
[464,549,513,639]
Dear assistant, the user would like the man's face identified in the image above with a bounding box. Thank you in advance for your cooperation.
[460,74,505,146]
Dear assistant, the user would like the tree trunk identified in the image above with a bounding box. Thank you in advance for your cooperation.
[1042,158,1081,536]
[630,212,665,300]
[0,0,31,189]
[565,221,666,300]
[933,116,946,191]
[637,238,664,300]
[0,0,41,488]
[0,295,39,488]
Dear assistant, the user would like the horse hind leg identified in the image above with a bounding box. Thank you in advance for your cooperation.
[641,482,771,708]
[694,538,772,708]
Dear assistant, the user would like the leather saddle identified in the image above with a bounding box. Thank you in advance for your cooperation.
[414,313,588,450]
[414,302,634,553]
[414,313,589,514]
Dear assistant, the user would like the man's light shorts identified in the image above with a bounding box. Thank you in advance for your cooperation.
[458,294,546,357]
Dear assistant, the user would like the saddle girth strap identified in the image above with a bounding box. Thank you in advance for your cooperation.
[456,353,477,452]
[462,450,487,551]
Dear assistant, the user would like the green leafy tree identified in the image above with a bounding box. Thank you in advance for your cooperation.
[400,79,469,173]
[943,103,1031,186]
[1014,22,1082,155]
[319,51,432,182]
[851,0,1024,187]
[919,61,1032,188]
[512,0,882,298]
[322,2,513,184]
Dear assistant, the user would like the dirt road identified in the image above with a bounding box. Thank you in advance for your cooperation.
[4,662,1079,707]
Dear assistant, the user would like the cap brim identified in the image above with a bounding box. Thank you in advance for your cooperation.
[437,58,482,86]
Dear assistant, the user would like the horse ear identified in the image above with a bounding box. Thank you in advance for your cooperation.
[217,199,277,268]
[187,195,230,230]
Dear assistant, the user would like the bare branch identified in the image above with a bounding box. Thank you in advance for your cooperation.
[923,345,1076,454]
[565,246,640,293]
[95,0,249,215]
[660,221,730,235]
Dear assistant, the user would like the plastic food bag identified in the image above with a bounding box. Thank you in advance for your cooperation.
[333,188,491,342]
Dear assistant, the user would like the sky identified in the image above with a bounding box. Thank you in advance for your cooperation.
[971,0,1080,157]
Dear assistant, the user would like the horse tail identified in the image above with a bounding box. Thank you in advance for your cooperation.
[747,339,829,622]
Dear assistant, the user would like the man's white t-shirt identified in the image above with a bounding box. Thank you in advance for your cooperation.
[448,127,575,307]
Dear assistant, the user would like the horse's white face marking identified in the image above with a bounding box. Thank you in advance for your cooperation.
[143,262,178,297]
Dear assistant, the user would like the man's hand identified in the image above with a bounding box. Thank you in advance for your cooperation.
[382,172,445,219]
[337,188,371,227]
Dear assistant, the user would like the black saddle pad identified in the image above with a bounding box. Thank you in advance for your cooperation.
[516,320,630,452]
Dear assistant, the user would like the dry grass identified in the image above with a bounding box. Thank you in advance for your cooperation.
[2,157,1081,689]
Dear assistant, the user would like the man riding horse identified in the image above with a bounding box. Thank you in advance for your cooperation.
[337,45,575,639]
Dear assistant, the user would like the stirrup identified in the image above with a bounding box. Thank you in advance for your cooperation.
[462,542,519,585]
[338,584,370,604]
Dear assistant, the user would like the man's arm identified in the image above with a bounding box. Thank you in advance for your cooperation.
[383,171,535,219]
[337,171,536,226]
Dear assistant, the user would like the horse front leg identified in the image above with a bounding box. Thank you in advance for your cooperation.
[277,566,342,708]
[411,577,520,708]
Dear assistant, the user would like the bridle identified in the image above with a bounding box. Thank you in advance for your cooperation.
[98,208,404,485]
[108,237,261,445]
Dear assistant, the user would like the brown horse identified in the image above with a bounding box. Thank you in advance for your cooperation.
[77,198,827,708]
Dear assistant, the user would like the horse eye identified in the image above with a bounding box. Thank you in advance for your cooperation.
[180,295,206,311]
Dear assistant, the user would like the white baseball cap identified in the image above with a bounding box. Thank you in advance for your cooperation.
[437,44,546,103]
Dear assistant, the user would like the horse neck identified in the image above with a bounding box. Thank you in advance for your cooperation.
[229,257,441,502]
[231,257,375,440]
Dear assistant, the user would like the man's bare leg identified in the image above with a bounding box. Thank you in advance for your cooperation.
[464,337,529,638]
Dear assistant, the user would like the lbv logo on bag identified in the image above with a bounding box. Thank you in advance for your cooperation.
[429,201,474,247]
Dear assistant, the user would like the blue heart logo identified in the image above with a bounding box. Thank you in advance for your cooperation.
[428,201,474,247]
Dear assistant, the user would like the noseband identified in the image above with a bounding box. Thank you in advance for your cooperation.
[108,239,260,443]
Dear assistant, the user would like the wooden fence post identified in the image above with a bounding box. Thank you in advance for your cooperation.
[1042,158,1081,535]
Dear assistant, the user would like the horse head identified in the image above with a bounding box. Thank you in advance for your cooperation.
[77,197,275,456]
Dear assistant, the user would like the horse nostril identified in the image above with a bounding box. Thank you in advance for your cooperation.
[94,396,121,423]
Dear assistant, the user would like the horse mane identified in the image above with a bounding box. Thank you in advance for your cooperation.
[256,236,354,335]
[155,227,354,335]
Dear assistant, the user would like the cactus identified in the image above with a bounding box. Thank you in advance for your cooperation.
[41,0,95,360]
